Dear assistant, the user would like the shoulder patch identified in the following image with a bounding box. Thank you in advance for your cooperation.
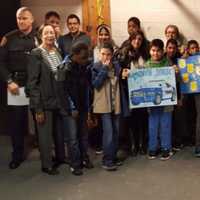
[5,29,19,38]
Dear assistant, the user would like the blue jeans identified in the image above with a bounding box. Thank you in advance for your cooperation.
[101,113,120,166]
[62,112,89,168]
[148,107,172,152]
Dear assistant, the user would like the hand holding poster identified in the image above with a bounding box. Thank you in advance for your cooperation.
[178,55,200,94]
[7,87,29,106]
[128,67,177,109]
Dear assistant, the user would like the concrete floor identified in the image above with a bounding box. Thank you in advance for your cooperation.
[1,136,200,200]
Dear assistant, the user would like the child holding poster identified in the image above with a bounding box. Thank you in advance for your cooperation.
[187,40,199,57]
[165,39,185,151]
[145,39,174,160]
[186,40,200,156]
[115,30,149,157]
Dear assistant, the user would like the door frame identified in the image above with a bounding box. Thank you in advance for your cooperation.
[82,0,111,45]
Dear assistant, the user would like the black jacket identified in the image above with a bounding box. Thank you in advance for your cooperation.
[58,32,91,58]
[56,56,90,115]
[0,29,37,86]
[27,48,62,113]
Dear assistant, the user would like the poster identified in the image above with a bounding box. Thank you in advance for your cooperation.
[128,67,177,109]
[178,55,200,94]
[7,87,29,106]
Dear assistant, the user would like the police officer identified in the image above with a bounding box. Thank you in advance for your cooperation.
[0,7,37,169]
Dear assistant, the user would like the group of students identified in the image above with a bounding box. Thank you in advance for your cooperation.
[1,6,200,176]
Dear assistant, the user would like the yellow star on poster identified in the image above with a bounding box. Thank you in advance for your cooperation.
[190,81,197,91]
[187,63,194,73]
[178,59,186,68]
[182,73,189,83]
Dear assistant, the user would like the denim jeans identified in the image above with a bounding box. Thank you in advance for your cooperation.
[62,112,89,168]
[148,107,172,152]
[101,113,120,166]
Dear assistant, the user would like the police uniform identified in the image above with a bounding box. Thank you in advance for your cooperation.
[0,29,38,166]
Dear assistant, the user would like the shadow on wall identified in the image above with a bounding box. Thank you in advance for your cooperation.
[173,0,200,31]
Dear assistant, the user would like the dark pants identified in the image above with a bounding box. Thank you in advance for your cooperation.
[172,97,189,147]
[195,94,200,147]
[62,112,89,169]
[130,109,148,152]
[77,113,89,161]
[37,110,65,168]
[9,105,28,162]
[53,113,66,162]
[119,109,148,153]
[184,95,196,146]
[118,116,132,153]
[30,109,39,144]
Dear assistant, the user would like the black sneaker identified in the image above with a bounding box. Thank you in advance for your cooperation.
[172,144,183,152]
[95,147,103,155]
[160,150,173,161]
[117,149,130,161]
[70,167,83,176]
[139,147,147,155]
[102,164,117,171]
[132,149,139,157]
[9,160,23,169]
[195,147,200,157]
[148,151,157,160]
[114,158,123,166]
[82,159,94,169]
[42,167,59,175]
[53,158,69,168]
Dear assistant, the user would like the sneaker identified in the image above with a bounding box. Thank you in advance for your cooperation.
[117,149,130,161]
[114,158,123,166]
[132,148,139,157]
[53,157,69,168]
[42,167,59,175]
[70,167,83,176]
[95,147,103,155]
[9,160,24,169]
[102,164,117,171]
[82,159,94,169]
[148,151,157,160]
[160,150,173,161]
[139,147,147,155]
[172,147,181,152]
[195,147,200,157]
[172,144,183,152]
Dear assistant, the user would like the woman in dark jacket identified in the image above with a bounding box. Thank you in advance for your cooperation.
[27,24,64,175]
[115,30,149,157]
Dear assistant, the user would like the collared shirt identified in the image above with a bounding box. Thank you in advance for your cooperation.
[58,31,91,57]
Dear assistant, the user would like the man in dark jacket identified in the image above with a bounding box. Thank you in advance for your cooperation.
[0,7,37,169]
[58,14,91,58]
[56,42,93,176]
